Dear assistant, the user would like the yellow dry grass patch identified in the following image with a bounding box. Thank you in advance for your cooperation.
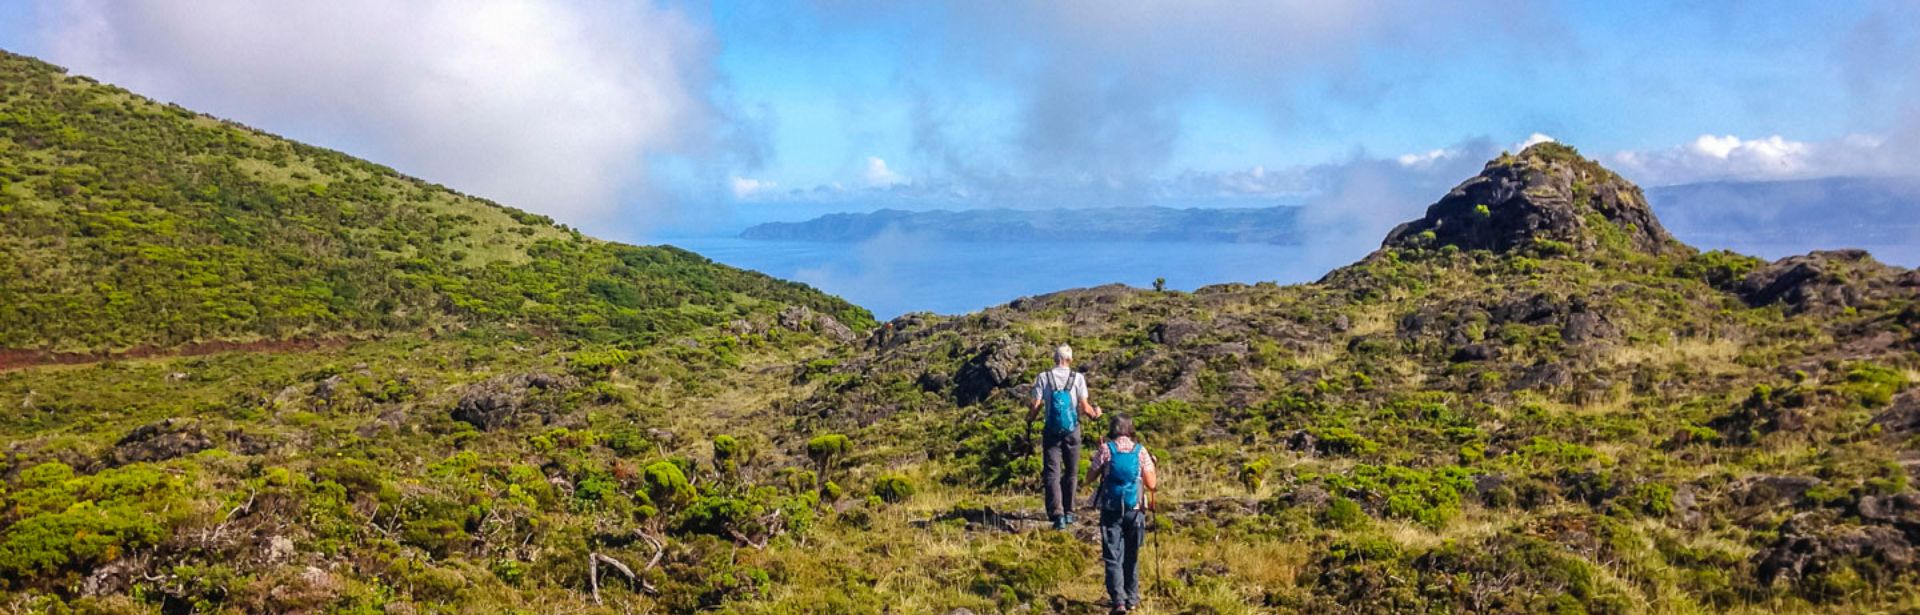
[1606,337,1742,372]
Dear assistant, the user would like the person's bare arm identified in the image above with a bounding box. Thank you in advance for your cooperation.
[1079,395,1102,419]
[1027,395,1043,423]
[1142,453,1159,509]
[1085,447,1105,487]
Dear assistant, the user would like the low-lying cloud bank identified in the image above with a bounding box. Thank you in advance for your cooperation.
[34,0,755,227]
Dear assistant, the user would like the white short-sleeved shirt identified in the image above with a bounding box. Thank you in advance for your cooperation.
[1031,367,1088,408]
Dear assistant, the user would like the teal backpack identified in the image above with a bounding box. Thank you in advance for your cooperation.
[1101,441,1143,511]
[1044,370,1080,435]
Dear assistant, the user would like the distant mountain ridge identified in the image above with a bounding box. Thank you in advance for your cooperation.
[742,175,1920,254]
[1648,176,1920,244]
[739,205,1302,244]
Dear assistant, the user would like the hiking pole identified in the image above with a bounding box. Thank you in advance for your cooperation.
[1152,508,1162,597]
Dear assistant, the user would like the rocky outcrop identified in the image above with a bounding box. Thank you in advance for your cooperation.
[953,338,1023,407]
[1384,143,1683,256]
[1737,249,1919,315]
[106,418,212,467]
[1872,390,1920,438]
[450,373,577,431]
[1757,514,1916,587]
[777,306,858,343]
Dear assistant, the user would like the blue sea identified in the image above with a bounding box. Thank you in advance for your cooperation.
[655,232,1920,320]
[661,235,1356,319]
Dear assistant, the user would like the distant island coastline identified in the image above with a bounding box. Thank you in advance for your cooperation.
[739,205,1303,244]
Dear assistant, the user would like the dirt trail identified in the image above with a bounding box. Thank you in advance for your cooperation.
[0,337,352,371]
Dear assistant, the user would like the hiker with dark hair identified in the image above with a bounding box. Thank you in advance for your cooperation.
[1087,414,1158,614]
[1028,343,1102,530]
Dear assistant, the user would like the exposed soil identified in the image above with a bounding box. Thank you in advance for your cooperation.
[0,337,354,372]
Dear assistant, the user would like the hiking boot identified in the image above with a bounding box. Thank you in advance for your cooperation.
[1050,516,1066,530]
[1063,513,1076,526]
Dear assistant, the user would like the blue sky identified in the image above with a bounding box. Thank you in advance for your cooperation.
[2,1,1916,238]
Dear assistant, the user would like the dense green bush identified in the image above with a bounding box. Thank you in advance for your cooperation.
[871,474,916,504]
[1841,363,1907,408]
[951,417,1042,489]
[1324,465,1473,529]
[0,463,192,588]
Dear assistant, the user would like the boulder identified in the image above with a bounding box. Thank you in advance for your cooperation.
[1858,493,1920,529]
[1738,250,1913,314]
[107,418,212,467]
[1151,319,1201,346]
[1757,516,1916,586]
[450,373,576,431]
[1733,475,1820,509]
[953,339,1023,407]
[1872,390,1920,438]
[1451,343,1500,362]
[776,306,857,343]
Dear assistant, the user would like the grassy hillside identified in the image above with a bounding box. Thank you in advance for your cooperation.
[0,51,869,355]
[3,49,1920,615]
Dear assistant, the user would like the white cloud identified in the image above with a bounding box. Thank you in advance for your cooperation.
[1610,133,1915,186]
[864,156,905,187]
[895,0,1554,206]
[35,0,735,226]
[1396,148,1455,167]
[730,176,777,200]
[1514,132,1556,151]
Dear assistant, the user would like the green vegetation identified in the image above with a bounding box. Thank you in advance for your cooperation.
[0,51,869,353]
[4,51,1920,613]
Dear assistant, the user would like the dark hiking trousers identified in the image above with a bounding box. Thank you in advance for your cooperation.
[1100,508,1145,608]
[1041,430,1080,518]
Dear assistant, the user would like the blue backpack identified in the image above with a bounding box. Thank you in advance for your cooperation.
[1043,370,1079,435]
[1101,441,1142,511]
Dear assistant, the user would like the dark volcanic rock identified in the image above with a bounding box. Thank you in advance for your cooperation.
[1757,515,1916,586]
[1858,493,1920,527]
[953,338,1023,407]
[1733,475,1820,509]
[108,418,212,466]
[1872,391,1920,438]
[1738,250,1914,315]
[1513,361,1571,390]
[451,373,577,431]
[1383,143,1683,256]
[1451,343,1500,362]
[1561,310,1612,343]
[1151,319,1201,346]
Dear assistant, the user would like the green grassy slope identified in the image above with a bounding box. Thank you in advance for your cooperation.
[0,51,869,354]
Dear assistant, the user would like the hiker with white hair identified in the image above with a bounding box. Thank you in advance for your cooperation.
[1027,343,1102,530]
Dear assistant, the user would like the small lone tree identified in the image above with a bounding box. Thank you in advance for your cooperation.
[806,433,852,484]
[1239,457,1272,494]
[1153,277,1167,292]
[712,434,751,476]
[640,461,694,519]
[872,473,916,504]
